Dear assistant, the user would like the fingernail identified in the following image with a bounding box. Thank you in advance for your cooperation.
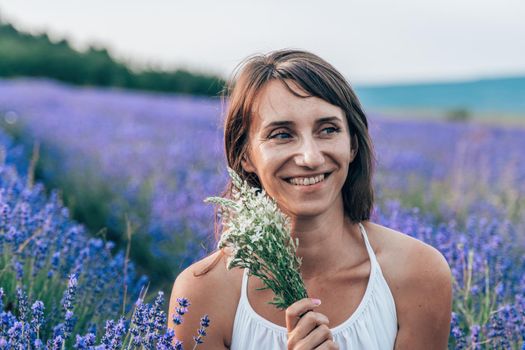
[312,298,321,305]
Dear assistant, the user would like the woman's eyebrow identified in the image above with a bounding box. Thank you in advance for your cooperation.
[262,120,293,130]
[317,116,343,124]
[262,116,342,130]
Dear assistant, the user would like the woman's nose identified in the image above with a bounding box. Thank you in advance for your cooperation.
[294,139,325,168]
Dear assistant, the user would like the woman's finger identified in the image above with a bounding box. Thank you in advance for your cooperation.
[313,340,340,350]
[294,323,333,349]
[285,298,322,332]
[288,311,330,345]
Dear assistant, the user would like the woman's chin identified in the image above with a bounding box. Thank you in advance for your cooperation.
[285,205,330,219]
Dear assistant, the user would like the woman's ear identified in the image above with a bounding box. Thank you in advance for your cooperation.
[241,153,256,174]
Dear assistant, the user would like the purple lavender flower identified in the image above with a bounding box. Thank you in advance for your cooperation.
[64,310,76,338]
[469,324,482,350]
[48,334,64,350]
[7,321,24,346]
[61,273,78,312]
[15,287,29,322]
[152,291,167,333]
[173,297,191,326]
[33,338,44,349]
[200,314,210,328]
[31,300,45,333]
[0,203,10,231]
[177,297,190,308]
[488,308,511,348]
[110,317,127,349]
[131,334,143,347]
[159,327,175,347]
[52,322,65,339]
[74,333,96,349]
[192,314,211,347]
[130,297,149,335]
[450,312,466,349]
[101,319,116,347]
[0,311,16,334]
[102,318,126,350]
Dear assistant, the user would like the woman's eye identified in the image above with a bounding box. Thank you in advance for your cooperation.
[269,131,291,139]
[321,126,341,135]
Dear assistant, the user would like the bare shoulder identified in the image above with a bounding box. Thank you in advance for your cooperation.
[169,250,243,349]
[363,222,451,282]
[363,221,453,349]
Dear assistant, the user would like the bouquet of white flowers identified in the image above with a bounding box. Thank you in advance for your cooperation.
[204,167,308,310]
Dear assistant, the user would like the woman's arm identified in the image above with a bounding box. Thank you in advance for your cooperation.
[168,253,230,350]
[393,242,453,349]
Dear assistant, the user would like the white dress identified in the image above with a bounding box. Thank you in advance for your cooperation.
[230,222,398,349]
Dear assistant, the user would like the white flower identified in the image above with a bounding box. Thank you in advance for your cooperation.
[204,167,308,310]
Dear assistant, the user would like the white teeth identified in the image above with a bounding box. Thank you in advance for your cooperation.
[287,174,325,186]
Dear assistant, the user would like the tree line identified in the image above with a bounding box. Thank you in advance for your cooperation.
[0,20,225,96]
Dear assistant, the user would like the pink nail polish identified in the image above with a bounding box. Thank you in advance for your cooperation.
[312,298,321,305]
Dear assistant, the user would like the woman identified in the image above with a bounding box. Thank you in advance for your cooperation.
[169,49,452,349]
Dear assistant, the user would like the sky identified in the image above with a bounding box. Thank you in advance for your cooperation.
[1,0,524,85]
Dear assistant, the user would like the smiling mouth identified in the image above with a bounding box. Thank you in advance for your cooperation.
[284,172,332,186]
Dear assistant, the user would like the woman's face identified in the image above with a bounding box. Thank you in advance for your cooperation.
[241,79,357,218]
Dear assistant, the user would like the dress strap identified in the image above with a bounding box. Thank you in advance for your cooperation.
[358,222,378,266]
[240,267,249,301]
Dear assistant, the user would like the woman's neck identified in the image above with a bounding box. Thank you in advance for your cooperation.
[290,205,362,280]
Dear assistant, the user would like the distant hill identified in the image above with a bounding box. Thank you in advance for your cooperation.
[355,76,525,114]
[0,19,225,96]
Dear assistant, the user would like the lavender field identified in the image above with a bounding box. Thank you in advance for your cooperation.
[0,132,208,348]
[1,77,525,348]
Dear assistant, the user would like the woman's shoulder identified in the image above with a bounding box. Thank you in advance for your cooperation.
[170,249,244,312]
[169,250,244,348]
[363,221,450,280]
[173,249,243,288]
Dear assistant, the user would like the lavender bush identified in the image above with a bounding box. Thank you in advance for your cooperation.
[374,200,525,348]
[371,117,525,224]
[0,140,143,346]
[0,78,227,291]
[0,136,211,348]
[0,285,210,349]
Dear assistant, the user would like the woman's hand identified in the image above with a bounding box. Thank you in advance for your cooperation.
[286,298,339,350]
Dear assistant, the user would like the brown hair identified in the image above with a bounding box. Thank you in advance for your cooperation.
[194,48,376,276]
